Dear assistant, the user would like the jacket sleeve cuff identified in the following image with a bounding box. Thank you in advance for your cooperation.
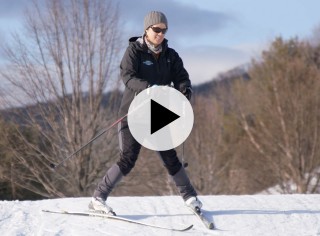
[126,79,149,92]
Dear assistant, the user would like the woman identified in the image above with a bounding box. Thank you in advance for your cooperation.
[89,11,202,215]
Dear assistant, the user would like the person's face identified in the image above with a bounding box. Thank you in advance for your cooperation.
[145,23,167,46]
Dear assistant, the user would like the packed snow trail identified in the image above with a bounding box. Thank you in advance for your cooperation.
[0,195,320,235]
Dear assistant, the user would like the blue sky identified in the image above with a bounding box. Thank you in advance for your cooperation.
[1,0,320,85]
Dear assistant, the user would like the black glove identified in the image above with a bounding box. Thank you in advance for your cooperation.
[181,86,193,100]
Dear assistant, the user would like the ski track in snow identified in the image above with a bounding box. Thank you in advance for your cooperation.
[0,195,320,236]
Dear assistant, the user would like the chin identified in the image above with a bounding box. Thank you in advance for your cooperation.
[155,40,163,45]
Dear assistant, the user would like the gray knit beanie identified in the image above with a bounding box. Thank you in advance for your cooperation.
[144,11,168,31]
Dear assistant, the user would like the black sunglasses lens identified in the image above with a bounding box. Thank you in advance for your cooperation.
[152,27,167,34]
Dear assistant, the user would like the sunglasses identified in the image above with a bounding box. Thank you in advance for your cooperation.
[150,26,167,34]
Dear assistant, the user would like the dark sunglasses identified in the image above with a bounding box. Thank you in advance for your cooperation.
[150,26,167,34]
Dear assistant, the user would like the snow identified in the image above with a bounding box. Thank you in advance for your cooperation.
[1,195,320,236]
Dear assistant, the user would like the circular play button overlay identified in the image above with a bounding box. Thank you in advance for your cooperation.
[127,86,194,151]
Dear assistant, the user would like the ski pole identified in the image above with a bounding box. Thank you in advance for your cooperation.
[181,97,189,168]
[50,114,127,169]
[50,95,151,170]
[182,142,188,168]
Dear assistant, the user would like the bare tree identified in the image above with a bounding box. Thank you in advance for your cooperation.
[230,37,320,193]
[0,0,122,198]
[186,95,227,194]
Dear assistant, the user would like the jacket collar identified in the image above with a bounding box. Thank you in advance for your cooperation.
[128,36,168,53]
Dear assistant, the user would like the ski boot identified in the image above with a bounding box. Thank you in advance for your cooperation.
[88,197,116,216]
[185,196,203,212]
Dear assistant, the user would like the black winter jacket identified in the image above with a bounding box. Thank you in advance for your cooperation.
[118,36,191,117]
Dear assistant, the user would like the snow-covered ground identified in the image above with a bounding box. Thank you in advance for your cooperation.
[1,195,320,236]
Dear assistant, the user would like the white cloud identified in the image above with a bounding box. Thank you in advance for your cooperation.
[180,45,252,84]
[0,0,249,86]
[116,0,234,39]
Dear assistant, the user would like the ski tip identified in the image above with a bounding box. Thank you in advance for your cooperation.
[183,224,193,231]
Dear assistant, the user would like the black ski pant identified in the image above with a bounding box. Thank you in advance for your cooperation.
[117,120,182,176]
[93,120,197,200]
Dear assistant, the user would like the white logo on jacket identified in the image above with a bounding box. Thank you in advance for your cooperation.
[143,60,153,66]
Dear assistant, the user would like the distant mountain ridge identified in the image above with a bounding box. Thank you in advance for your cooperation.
[193,65,250,96]
[1,65,249,122]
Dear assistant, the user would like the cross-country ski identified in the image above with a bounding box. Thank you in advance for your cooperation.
[189,206,215,229]
[42,209,193,232]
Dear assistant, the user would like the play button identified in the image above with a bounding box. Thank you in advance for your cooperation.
[127,86,194,151]
[151,99,180,134]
